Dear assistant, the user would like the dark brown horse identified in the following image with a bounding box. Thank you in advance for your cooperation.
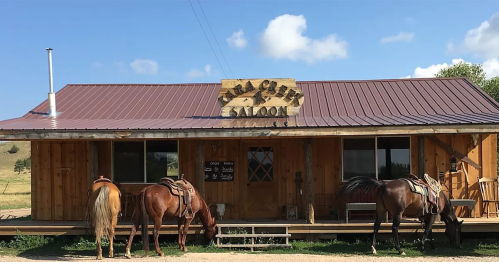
[124,178,217,258]
[337,175,463,255]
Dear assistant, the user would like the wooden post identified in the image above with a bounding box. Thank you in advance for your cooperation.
[195,140,205,198]
[89,141,98,185]
[418,136,425,177]
[304,138,314,224]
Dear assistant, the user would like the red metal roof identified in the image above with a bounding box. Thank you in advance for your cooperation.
[2,77,499,131]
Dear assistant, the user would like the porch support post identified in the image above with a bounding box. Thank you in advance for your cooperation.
[304,138,314,224]
[195,140,205,198]
[89,141,98,185]
[418,136,425,177]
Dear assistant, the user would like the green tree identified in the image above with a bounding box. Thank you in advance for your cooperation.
[23,157,31,172]
[14,159,24,174]
[435,61,487,88]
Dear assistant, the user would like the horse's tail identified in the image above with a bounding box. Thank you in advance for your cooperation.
[93,185,112,240]
[140,190,150,255]
[337,176,386,201]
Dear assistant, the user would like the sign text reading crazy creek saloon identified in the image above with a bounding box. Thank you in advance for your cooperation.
[217,78,305,117]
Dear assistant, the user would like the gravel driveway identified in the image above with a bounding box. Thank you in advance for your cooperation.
[0,253,497,262]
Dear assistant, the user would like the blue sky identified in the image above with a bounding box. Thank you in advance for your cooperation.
[1,0,499,121]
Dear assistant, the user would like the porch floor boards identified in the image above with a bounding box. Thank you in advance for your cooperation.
[1,217,499,236]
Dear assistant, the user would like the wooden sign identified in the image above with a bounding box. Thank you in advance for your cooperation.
[204,161,234,182]
[218,78,305,117]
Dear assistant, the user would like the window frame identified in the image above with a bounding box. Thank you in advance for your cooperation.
[111,140,180,184]
[341,136,412,182]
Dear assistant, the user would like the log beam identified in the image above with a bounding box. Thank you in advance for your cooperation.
[2,124,499,140]
[303,138,314,224]
[195,140,205,198]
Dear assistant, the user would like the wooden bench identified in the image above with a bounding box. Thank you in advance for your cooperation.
[450,199,476,218]
[216,224,291,251]
[345,203,388,223]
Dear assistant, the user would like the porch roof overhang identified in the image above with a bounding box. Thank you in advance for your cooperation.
[1,123,498,141]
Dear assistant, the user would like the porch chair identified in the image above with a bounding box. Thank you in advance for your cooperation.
[478,176,499,218]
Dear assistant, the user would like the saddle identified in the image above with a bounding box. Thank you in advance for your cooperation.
[158,176,195,219]
[401,173,441,215]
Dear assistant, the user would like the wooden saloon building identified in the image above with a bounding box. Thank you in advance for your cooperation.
[1,77,499,232]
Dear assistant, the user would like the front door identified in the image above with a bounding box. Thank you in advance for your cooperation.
[244,141,279,219]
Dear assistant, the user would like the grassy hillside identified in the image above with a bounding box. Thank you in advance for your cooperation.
[0,141,31,209]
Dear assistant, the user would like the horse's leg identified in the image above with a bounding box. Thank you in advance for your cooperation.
[420,214,437,253]
[428,227,437,250]
[177,217,185,250]
[108,214,118,258]
[153,216,164,256]
[181,217,194,252]
[392,213,405,255]
[125,207,141,259]
[96,234,103,260]
[371,209,385,254]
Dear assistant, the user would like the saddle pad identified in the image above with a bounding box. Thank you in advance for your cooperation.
[424,173,441,195]
[400,178,427,196]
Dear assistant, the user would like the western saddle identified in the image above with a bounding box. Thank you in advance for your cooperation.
[402,173,442,215]
[158,175,195,219]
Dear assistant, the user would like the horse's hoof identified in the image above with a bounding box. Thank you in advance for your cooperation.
[124,254,131,259]
[400,251,406,256]
[158,251,164,257]
[371,245,377,255]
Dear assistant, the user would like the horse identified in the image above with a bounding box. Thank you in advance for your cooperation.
[337,174,463,255]
[86,176,122,260]
[124,177,217,258]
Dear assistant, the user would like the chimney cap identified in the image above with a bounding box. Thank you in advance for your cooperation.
[46,48,53,51]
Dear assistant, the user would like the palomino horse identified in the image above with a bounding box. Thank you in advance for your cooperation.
[124,176,217,258]
[337,174,463,255]
[86,176,122,260]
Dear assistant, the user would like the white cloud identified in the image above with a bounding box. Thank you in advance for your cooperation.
[130,59,158,75]
[226,29,247,49]
[186,64,212,79]
[258,14,348,64]
[404,58,499,79]
[448,13,499,59]
[483,58,499,78]
[380,32,415,44]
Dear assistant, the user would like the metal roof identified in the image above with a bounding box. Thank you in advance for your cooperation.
[2,77,499,131]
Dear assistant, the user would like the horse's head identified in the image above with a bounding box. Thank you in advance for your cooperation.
[445,218,463,248]
[204,216,217,241]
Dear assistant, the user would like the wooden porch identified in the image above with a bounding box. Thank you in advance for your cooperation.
[1,217,499,237]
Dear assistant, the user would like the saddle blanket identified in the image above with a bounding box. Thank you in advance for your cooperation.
[400,177,439,213]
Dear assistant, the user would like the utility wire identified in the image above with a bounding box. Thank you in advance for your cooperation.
[196,0,234,78]
[187,0,228,78]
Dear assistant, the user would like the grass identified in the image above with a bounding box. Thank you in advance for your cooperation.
[0,233,498,258]
[0,141,31,210]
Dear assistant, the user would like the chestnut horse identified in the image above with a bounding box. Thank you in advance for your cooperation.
[87,178,122,260]
[124,178,217,258]
[337,175,463,255]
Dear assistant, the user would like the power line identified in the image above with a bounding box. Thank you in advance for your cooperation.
[196,0,234,78]
[187,0,228,78]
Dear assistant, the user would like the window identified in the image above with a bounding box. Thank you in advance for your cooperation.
[112,140,179,183]
[247,147,274,182]
[342,137,410,181]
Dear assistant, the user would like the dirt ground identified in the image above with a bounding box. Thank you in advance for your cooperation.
[0,253,497,262]
[0,208,30,220]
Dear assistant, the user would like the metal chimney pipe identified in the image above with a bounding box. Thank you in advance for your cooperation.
[46,48,56,118]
